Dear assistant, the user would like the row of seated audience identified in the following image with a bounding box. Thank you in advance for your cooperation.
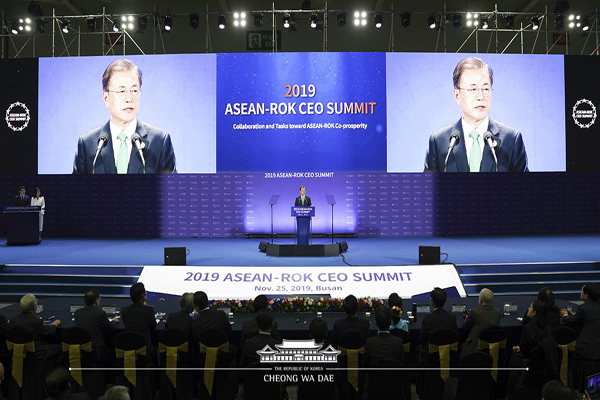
[0,282,598,400]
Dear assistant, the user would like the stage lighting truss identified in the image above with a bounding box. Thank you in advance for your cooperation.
[374,13,383,29]
[354,11,367,27]
[309,13,318,29]
[233,12,246,28]
[218,14,226,29]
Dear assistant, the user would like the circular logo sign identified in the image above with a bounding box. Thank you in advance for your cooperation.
[572,99,597,129]
[5,102,31,132]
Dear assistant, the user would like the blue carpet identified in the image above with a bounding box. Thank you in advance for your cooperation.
[1,234,599,267]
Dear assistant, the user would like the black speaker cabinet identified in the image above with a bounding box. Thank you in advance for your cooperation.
[419,245,440,265]
[338,241,349,253]
[258,241,268,252]
[164,247,186,265]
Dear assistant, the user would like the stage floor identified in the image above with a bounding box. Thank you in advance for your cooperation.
[1,234,599,267]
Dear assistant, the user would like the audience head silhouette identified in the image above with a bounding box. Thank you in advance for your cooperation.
[309,317,328,344]
[256,308,274,332]
[430,287,447,309]
[343,294,358,316]
[375,307,392,331]
[129,282,146,303]
[193,291,209,310]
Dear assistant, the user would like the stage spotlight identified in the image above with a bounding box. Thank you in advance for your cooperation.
[481,17,489,29]
[233,12,246,27]
[582,16,590,31]
[28,1,43,17]
[554,15,564,29]
[401,12,410,28]
[61,20,69,34]
[36,19,46,33]
[354,11,367,26]
[86,17,96,32]
[531,16,539,30]
[428,14,437,29]
[253,13,263,27]
[554,0,570,15]
[452,14,462,28]
[137,15,147,33]
[283,13,291,28]
[336,12,346,27]
[374,13,383,29]
[10,20,18,35]
[164,16,172,31]
[504,14,515,29]
[218,14,226,29]
[189,13,199,29]
[310,13,318,29]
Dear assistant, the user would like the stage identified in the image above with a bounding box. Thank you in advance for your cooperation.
[1,234,599,300]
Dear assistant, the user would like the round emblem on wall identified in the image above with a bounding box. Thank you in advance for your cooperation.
[5,101,31,132]
[572,99,596,129]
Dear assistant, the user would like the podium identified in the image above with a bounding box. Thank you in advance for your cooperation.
[292,206,315,245]
[4,206,41,245]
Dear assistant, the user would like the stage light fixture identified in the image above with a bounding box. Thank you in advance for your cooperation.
[189,13,199,29]
[504,14,515,29]
[582,16,590,31]
[61,20,70,34]
[233,12,246,27]
[452,14,462,29]
[354,11,367,26]
[164,16,172,31]
[218,14,226,29]
[554,15,564,30]
[428,14,437,29]
[481,17,489,29]
[554,0,570,15]
[337,12,346,27]
[28,1,43,17]
[112,22,119,32]
[86,17,96,32]
[11,21,18,35]
[531,16,540,30]
[253,13,263,28]
[310,13,318,29]
[374,13,382,29]
[36,19,46,33]
[401,12,410,28]
[137,15,147,33]
[283,13,291,28]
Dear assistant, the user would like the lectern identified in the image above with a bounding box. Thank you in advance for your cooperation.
[4,206,41,245]
[291,206,315,245]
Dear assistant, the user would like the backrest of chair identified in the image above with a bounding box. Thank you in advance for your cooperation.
[61,326,92,344]
[365,358,404,400]
[5,325,35,344]
[552,326,578,386]
[526,338,562,385]
[390,328,411,351]
[552,326,578,345]
[456,352,494,400]
[244,360,281,400]
[198,329,229,347]
[479,325,508,344]
[114,330,147,351]
[429,328,460,346]
[337,330,368,350]
[158,328,188,347]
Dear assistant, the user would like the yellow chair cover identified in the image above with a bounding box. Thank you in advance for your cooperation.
[428,342,458,381]
[199,341,229,395]
[158,342,189,388]
[61,341,92,386]
[6,340,35,388]
[115,346,147,386]
[477,338,507,382]
[338,346,365,392]
[557,341,576,386]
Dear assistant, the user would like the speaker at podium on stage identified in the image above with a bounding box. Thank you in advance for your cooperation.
[292,185,314,245]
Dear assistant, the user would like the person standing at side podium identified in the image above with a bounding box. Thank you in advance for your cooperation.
[30,188,45,243]
[295,186,311,206]
[14,186,30,206]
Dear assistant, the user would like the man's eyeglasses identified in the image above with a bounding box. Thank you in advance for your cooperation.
[106,88,141,99]
[457,86,492,98]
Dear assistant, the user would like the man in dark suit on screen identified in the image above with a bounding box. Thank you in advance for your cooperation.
[424,56,528,173]
[74,289,119,363]
[294,186,311,206]
[13,186,30,206]
[73,59,176,174]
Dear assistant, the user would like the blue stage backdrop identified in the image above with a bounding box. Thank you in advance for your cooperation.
[216,52,387,173]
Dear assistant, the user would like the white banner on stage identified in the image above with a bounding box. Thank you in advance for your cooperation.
[139,264,467,299]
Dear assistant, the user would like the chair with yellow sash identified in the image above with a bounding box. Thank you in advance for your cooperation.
[478,325,508,398]
[363,358,404,400]
[158,328,193,400]
[196,329,234,400]
[60,327,103,400]
[5,325,43,400]
[422,328,459,400]
[114,331,152,400]
[552,326,578,390]
[442,351,494,400]
[390,328,412,400]
[336,332,368,400]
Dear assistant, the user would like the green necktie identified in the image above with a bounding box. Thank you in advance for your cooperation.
[469,131,481,173]
[116,132,128,174]
[302,197,305,206]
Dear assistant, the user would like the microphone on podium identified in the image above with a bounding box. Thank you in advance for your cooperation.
[92,132,109,174]
[444,130,461,173]
[131,133,146,174]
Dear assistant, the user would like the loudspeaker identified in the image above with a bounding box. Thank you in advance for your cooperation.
[338,241,348,253]
[419,245,440,265]
[258,241,268,252]
[164,247,186,265]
